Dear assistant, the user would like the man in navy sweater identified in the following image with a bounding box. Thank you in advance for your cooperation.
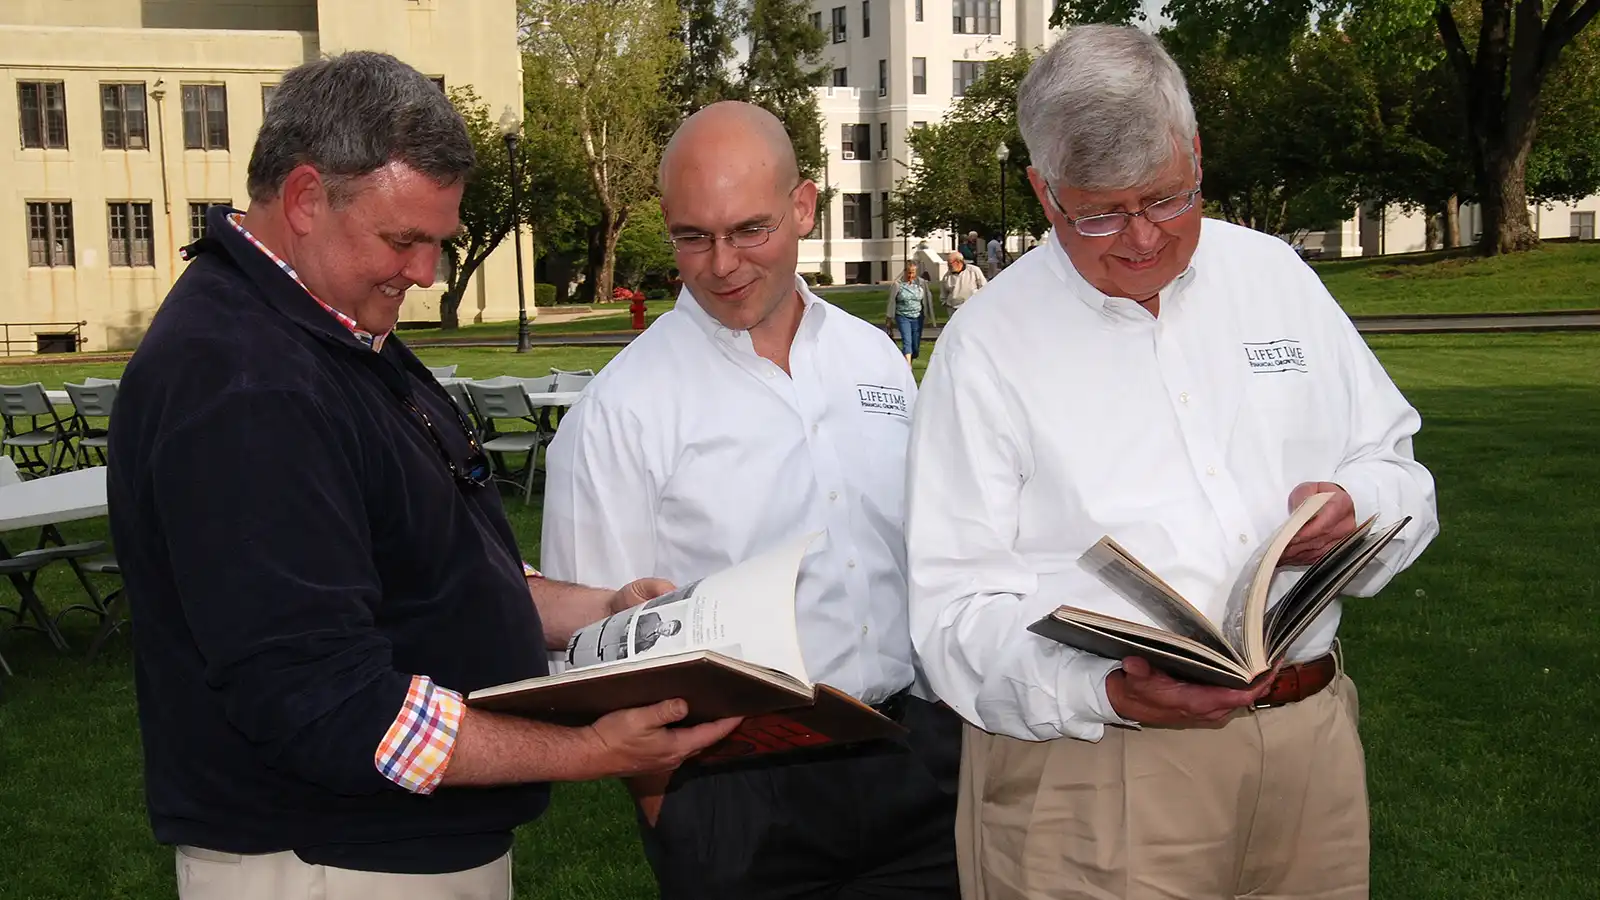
[107,51,737,900]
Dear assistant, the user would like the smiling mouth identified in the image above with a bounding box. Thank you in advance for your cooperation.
[1115,251,1163,271]
[713,283,754,300]
[379,285,406,300]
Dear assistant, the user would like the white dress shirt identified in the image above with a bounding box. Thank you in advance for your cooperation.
[906,219,1439,742]
[541,276,920,704]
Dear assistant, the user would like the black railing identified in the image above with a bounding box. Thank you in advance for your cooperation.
[1,322,87,357]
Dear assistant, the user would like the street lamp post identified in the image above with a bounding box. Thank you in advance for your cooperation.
[995,139,1011,268]
[499,105,530,353]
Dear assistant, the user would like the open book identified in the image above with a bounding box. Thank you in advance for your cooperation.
[467,534,904,763]
[1027,493,1411,688]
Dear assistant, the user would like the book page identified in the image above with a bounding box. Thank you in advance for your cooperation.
[1078,537,1236,660]
[1225,492,1332,671]
[562,533,816,685]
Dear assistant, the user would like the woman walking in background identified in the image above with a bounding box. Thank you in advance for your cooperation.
[886,262,937,365]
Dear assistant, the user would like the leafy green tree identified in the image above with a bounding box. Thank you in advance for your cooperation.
[740,0,830,180]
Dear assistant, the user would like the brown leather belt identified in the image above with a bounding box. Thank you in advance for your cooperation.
[1254,652,1339,709]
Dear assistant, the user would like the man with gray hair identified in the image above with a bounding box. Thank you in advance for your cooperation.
[109,51,736,900]
[905,25,1438,899]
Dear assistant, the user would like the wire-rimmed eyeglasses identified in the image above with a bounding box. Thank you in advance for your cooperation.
[402,394,492,488]
[666,212,789,254]
[1044,183,1202,238]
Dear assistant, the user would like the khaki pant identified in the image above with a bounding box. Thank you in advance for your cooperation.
[958,674,1367,900]
[175,846,512,900]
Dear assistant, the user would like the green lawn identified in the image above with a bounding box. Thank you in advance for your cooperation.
[3,334,1598,898]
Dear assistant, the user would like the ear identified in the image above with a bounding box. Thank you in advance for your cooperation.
[1026,166,1061,226]
[280,164,329,237]
[794,179,819,237]
[1192,133,1204,182]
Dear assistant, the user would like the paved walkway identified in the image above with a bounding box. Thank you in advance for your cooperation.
[406,309,1600,349]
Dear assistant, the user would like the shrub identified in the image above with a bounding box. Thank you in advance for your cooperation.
[534,283,557,307]
[814,271,835,286]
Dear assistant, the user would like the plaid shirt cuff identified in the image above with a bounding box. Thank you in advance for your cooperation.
[374,675,464,794]
[523,561,543,579]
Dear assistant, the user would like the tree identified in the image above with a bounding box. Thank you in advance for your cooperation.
[1057,0,1600,256]
[889,52,1049,244]
[612,203,677,290]
[437,86,581,329]
[669,0,742,117]
[521,0,683,304]
[739,0,830,180]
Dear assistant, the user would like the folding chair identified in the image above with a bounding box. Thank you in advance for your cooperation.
[63,382,117,468]
[82,377,120,386]
[0,383,75,476]
[0,553,51,688]
[77,555,125,660]
[551,372,594,393]
[549,367,595,378]
[426,364,459,380]
[520,375,556,393]
[464,382,546,504]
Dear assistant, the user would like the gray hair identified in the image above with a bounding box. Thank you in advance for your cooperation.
[1017,25,1197,192]
[247,51,475,205]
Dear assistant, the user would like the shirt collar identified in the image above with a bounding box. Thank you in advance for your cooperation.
[225,213,388,352]
[675,274,828,351]
[1042,227,1197,321]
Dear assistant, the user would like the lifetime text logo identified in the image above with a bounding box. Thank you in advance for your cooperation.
[857,384,909,418]
[1243,339,1309,374]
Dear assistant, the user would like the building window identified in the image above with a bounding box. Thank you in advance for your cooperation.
[843,193,873,239]
[18,82,68,150]
[831,6,847,42]
[953,0,1001,34]
[833,67,849,87]
[262,84,278,114]
[844,261,873,284]
[840,123,870,160]
[879,123,889,159]
[953,60,989,97]
[108,202,155,267]
[912,57,927,94]
[878,59,888,96]
[809,10,823,31]
[430,76,445,91]
[862,0,871,37]
[188,201,230,243]
[182,84,229,150]
[913,120,927,129]
[915,0,923,21]
[1572,211,1596,240]
[881,190,890,237]
[101,83,149,151]
[25,202,74,267]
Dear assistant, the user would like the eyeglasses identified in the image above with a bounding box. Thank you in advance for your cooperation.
[402,394,492,488]
[1045,183,1201,238]
[667,212,789,254]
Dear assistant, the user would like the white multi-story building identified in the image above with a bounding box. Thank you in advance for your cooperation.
[800,0,1056,283]
[1305,198,1600,258]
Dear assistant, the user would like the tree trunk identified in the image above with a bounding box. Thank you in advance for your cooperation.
[1444,194,1461,248]
[440,293,461,330]
[1478,146,1539,255]
[596,207,628,304]
[584,221,604,302]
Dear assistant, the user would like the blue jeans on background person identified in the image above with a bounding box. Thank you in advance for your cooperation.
[896,314,924,360]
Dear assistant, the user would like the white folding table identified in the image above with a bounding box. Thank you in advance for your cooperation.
[0,467,110,650]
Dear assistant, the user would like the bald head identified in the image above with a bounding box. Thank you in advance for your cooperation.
[658,101,800,198]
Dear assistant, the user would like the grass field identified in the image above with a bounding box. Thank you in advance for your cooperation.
[2,333,1598,899]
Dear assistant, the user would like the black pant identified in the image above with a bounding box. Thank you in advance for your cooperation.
[639,696,962,900]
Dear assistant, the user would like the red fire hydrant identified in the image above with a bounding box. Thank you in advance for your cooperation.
[629,293,647,330]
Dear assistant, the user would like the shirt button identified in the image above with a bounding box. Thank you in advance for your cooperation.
[1238,534,1249,545]
[847,558,857,568]
[1179,392,1190,404]
[812,423,820,434]
[829,490,839,501]
[861,625,869,635]
[1206,465,1217,476]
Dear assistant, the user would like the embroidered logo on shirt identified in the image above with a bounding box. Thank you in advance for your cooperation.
[856,384,909,418]
[1243,339,1308,374]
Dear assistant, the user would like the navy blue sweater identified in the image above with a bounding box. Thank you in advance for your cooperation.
[107,207,550,874]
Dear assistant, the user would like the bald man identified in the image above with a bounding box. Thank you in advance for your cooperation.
[541,102,961,899]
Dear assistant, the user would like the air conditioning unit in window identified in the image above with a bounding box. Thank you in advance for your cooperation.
[879,87,887,97]
[876,149,887,160]
[842,150,857,160]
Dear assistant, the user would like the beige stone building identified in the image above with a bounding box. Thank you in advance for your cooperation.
[1,0,528,354]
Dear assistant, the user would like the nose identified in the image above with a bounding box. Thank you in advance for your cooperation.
[403,244,441,289]
[1121,214,1164,254]
[708,238,739,279]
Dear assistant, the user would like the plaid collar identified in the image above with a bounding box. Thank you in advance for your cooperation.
[225,213,388,352]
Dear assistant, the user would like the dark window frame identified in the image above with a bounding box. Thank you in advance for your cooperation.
[181,83,230,151]
[101,82,149,151]
[26,201,75,267]
[18,81,68,150]
[108,201,156,268]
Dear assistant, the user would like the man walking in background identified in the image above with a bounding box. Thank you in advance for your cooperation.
[941,251,987,314]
